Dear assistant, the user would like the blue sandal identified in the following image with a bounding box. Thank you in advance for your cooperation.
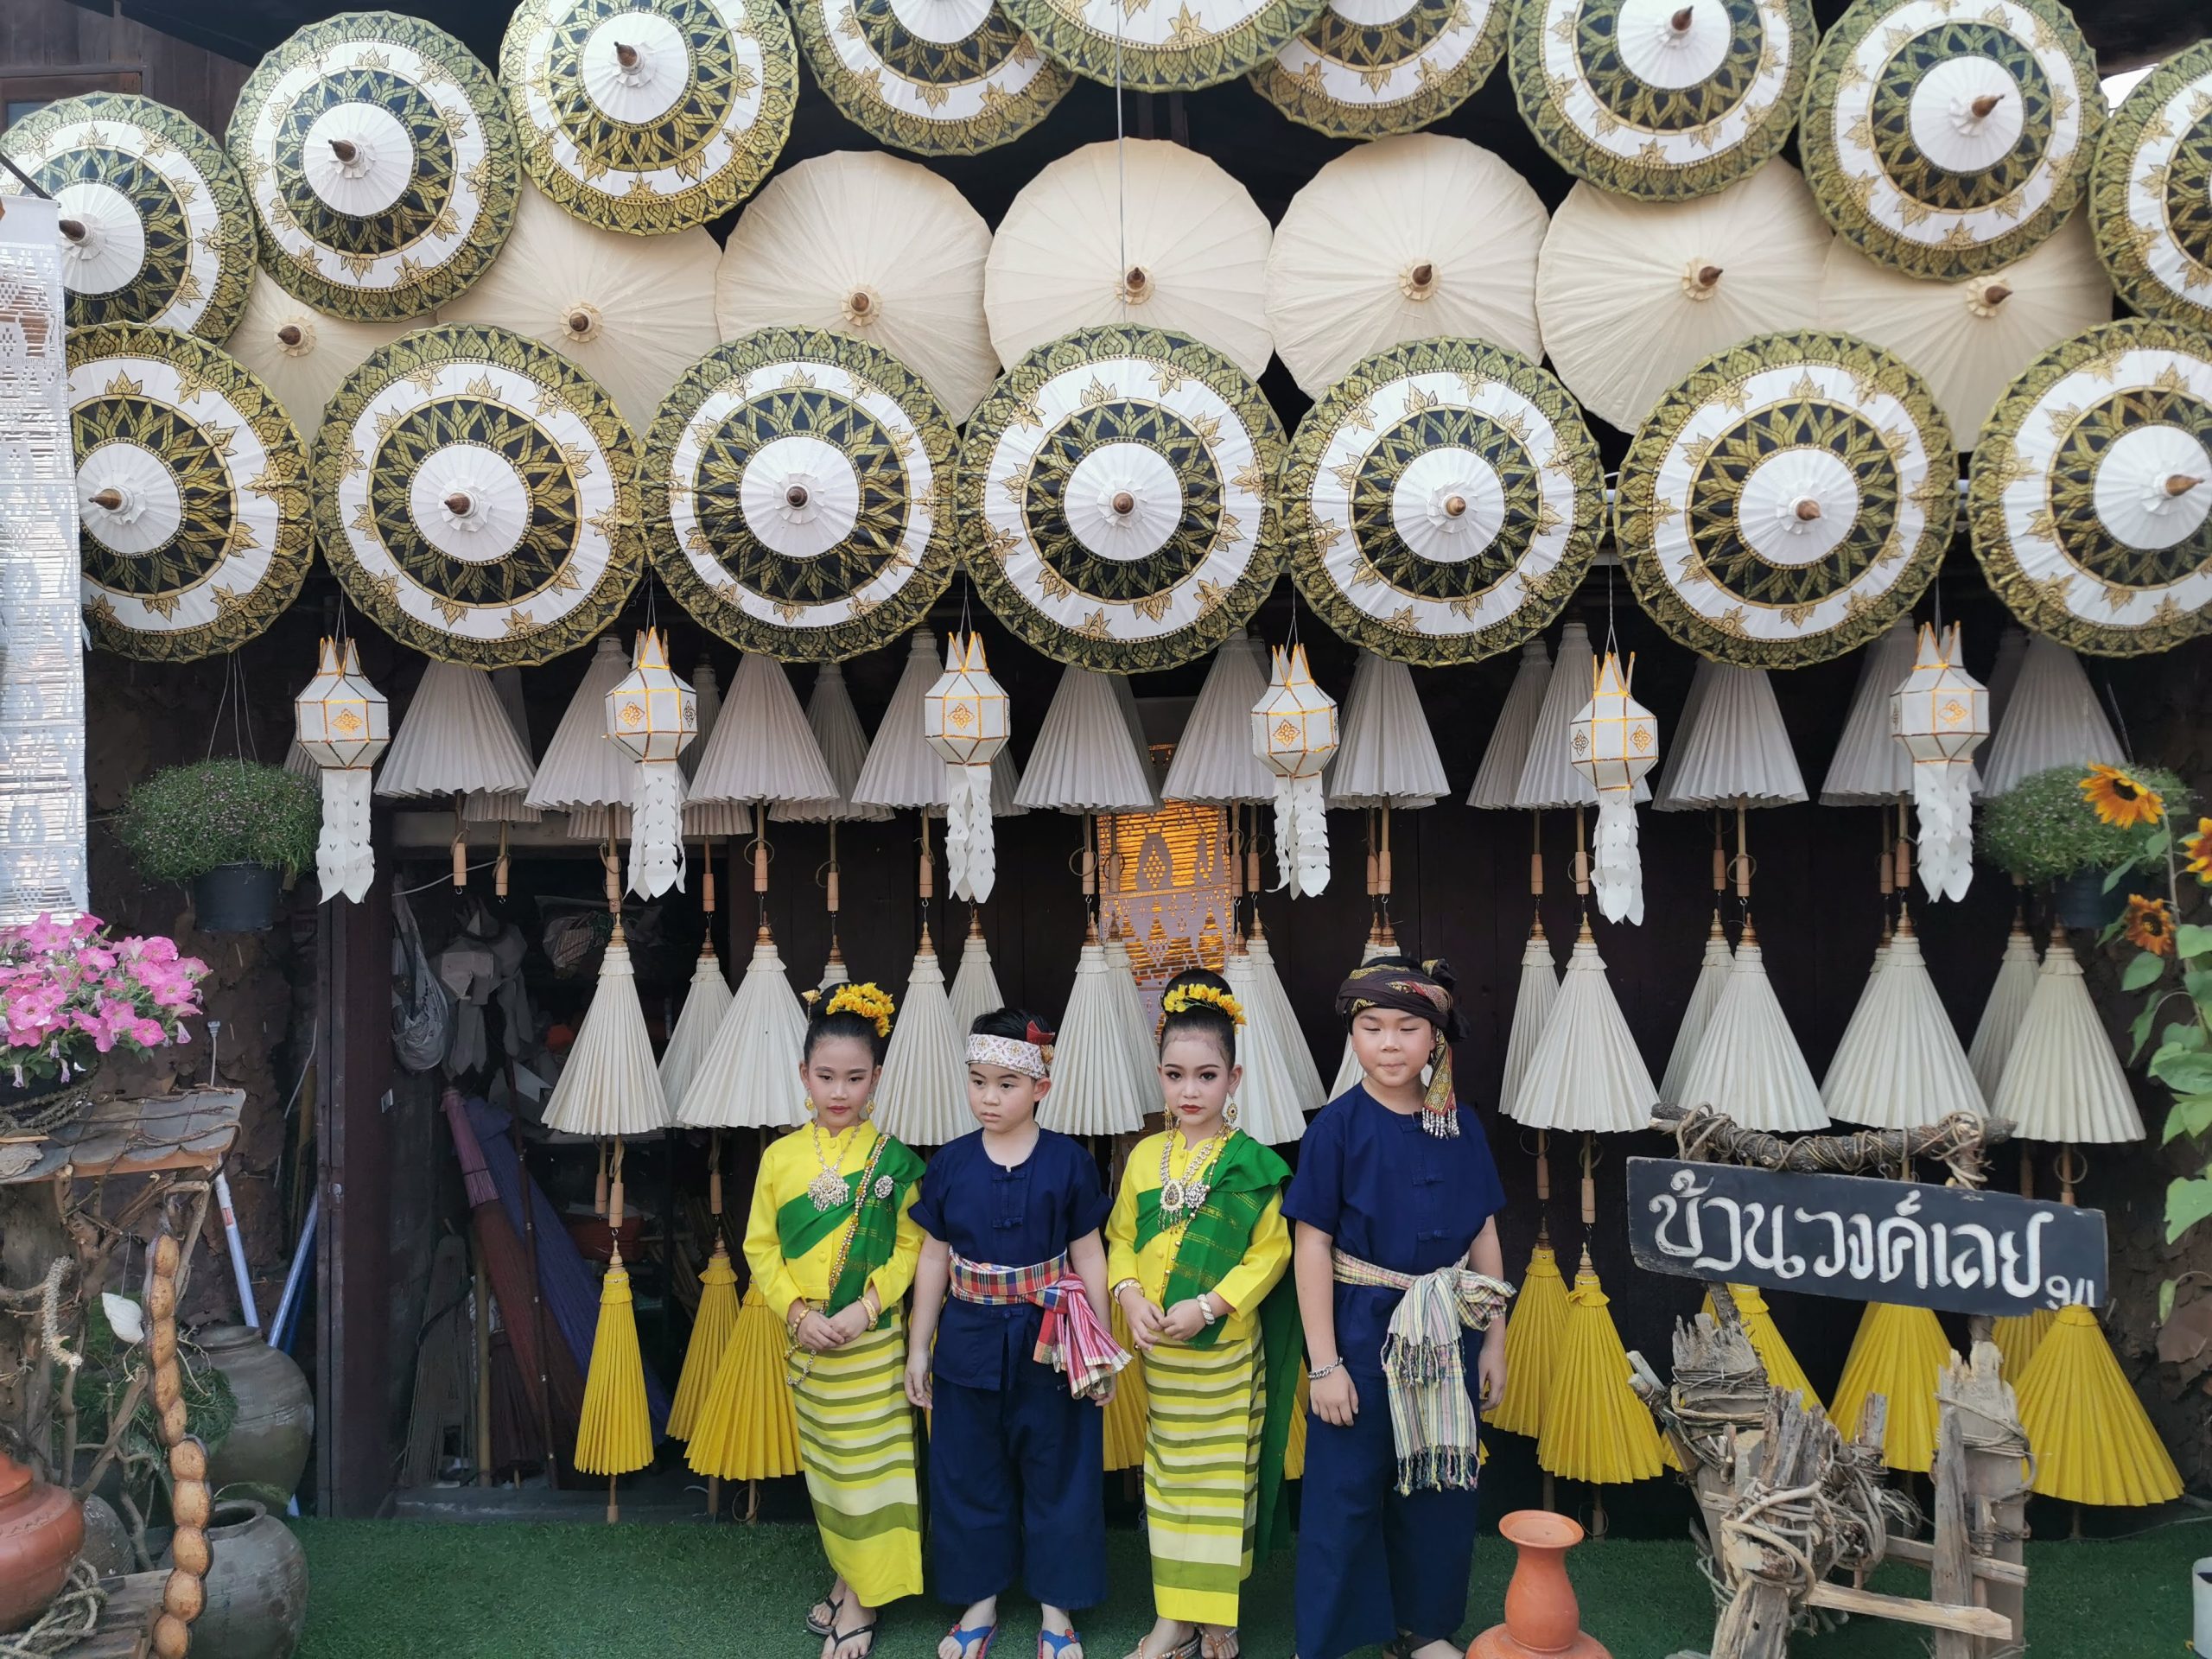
[1039,1626,1083,1659]
[945,1621,999,1659]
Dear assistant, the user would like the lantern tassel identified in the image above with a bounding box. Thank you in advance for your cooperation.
[627,760,688,899]
[1274,773,1330,898]
[944,762,996,903]
[1911,763,1974,904]
[1588,794,1643,925]
[317,767,377,904]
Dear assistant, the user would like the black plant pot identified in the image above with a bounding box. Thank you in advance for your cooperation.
[2052,867,2130,930]
[192,863,280,933]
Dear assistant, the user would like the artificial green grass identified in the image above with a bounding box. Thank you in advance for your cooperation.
[291,1516,2212,1658]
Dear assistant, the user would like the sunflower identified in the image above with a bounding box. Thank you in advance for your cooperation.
[2081,764,2165,829]
[2123,894,2175,957]
[2185,818,2212,887]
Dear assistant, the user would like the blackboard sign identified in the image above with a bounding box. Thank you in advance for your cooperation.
[1626,1158,2107,1318]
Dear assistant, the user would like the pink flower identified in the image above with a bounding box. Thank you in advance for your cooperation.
[128,1019,165,1048]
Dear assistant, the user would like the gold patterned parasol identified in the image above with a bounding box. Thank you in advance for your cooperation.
[67,324,310,661]
[1969,318,2212,658]
[1280,337,1604,666]
[645,326,957,661]
[2088,39,2212,333]
[796,0,1071,156]
[0,92,256,340]
[1001,0,1325,92]
[1615,329,1956,668]
[1251,0,1506,139]
[227,10,518,321]
[1510,0,1814,200]
[1798,0,2102,281]
[313,323,643,669]
[958,325,1284,673]
[500,0,796,233]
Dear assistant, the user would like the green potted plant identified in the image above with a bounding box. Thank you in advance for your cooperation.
[116,760,320,933]
[1978,761,2190,927]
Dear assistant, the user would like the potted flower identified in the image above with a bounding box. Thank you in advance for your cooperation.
[1977,761,2190,928]
[0,914,207,1133]
[115,760,320,933]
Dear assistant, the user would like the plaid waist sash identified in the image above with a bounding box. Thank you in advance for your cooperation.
[1332,1249,1514,1496]
[949,1250,1130,1400]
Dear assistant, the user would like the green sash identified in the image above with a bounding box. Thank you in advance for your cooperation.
[774,1130,927,1315]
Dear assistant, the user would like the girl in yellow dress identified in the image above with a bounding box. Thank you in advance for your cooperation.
[744,982,927,1659]
[1106,969,1296,1659]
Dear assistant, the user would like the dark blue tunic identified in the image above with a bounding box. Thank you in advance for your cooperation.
[912,1127,1113,1611]
[1282,1086,1507,1659]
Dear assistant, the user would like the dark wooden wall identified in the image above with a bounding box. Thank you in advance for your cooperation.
[0,0,248,136]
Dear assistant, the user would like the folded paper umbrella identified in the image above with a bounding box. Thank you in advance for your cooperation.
[773,661,889,828]
[2091,41,2212,331]
[1986,625,2029,726]
[544,891,669,1140]
[2015,1305,2182,1507]
[378,659,537,886]
[1042,925,1148,1137]
[1225,917,1325,1144]
[686,1280,804,1498]
[295,637,391,906]
[1891,624,1991,904]
[681,926,810,1132]
[1974,634,2126,797]
[1675,922,1826,1133]
[855,630,957,817]
[1967,916,2041,1103]
[1103,922,1162,1114]
[875,928,969,1148]
[1512,923,1657,1138]
[1821,912,1983,1129]
[793,0,1069,160]
[1000,0,1322,94]
[574,1141,654,1513]
[1991,1306,2055,1386]
[1536,1249,1665,1530]
[1569,650,1661,925]
[1469,640,1553,810]
[1254,645,1340,901]
[660,943,734,1122]
[1018,664,1160,817]
[948,912,1006,1036]
[1700,1285,1819,1408]
[1827,1300,1947,1472]
[1990,927,2145,1147]
[1511,622,1653,811]
[1654,664,1806,811]
[680,661,752,862]
[467,668,545,850]
[690,652,840,817]
[1819,620,1921,805]
[1163,628,1274,807]
[527,638,637,831]
[1487,1231,1567,1441]
[665,1240,738,1445]
[1497,919,1560,1122]
[1252,0,1505,140]
[1656,914,1732,1108]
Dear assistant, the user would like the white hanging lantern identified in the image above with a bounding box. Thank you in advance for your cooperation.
[1251,644,1338,899]
[605,628,698,899]
[294,636,389,905]
[1891,623,1989,904]
[923,632,1012,903]
[1568,650,1660,925]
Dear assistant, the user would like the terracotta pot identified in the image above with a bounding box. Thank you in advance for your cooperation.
[0,1448,85,1632]
[198,1324,314,1502]
[1466,1510,1610,1659]
[165,1499,308,1659]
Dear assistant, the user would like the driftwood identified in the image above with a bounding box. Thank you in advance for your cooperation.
[1651,1102,2010,1190]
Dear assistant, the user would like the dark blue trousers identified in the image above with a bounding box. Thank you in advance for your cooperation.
[1294,1370,1480,1659]
[929,1366,1108,1612]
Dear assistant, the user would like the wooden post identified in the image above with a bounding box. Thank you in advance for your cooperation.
[474,1246,493,1486]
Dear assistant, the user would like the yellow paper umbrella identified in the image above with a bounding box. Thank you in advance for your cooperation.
[1827,1301,1947,1473]
[1700,1284,1818,1408]
[2090,41,2212,331]
[1252,0,1506,140]
[1535,1252,1664,1519]
[795,0,1071,156]
[575,1148,653,1515]
[1487,1236,1567,1440]
[2016,1305,2182,1507]
[1103,1300,1151,1471]
[666,1239,740,1441]
[1990,1306,2053,1384]
[685,1281,804,1484]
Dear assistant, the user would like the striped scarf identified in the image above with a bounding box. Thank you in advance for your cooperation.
[1332,1250,1514,1495]
[949,1249,1130,1400]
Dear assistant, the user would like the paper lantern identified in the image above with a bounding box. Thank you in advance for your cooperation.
[606,628,698,899]
[1891,623,1988,903]
[294,637,390,904]
[1569,650,1660,925]
[923,632,1011,903]
[1251,644,1338,899]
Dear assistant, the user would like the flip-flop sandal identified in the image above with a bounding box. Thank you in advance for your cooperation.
[1039,1626,1084,1659]
[806,1596,843,1638]
[1198,1630,1238,1659]
[826,1615,880,1659]
[944,1619,1000,1659]
[1121,1630,1199,1659]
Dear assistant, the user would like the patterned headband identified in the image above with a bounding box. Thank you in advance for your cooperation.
[966,1034,1051,1078]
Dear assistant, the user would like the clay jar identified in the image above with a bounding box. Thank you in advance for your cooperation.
[166,1499,308,1659]
[0,1448,85,1632]
[1467,1510,1611,1659]
[197,1325,314,1501]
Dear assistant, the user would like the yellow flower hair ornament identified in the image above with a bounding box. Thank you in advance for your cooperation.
[823,982,896,1038]
[1160,983,1245,1027]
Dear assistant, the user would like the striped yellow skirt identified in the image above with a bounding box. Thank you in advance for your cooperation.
[789,1317,925,1607]
[1141,1330,1264,1626]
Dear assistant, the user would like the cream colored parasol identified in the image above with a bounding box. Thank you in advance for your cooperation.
[647,327,957,662]
[1535,159,1830,433]
[985,141,1274,380]
[226,271,423,435]
[1281,338,1603,665]
[1252,0,1506,139]
[227,11,518,321]
[1001,0,1325,91]
[715,152,998,423]
[1265,136,1546,400]
[1675,924,1825,1132]
[1509,0,1815,200]
[959,326,1283,673]
[1821,913,1983,1130]
[2090,41,2212,333]
[500,0,796,233]
[795,0,1071,156]
[0,92,255,340]
[1977,634,2121,796]
[1969,318,2212,658]
[1799,0,2102,281]
[1818,214,2111,448]
[1617,329,1955,668]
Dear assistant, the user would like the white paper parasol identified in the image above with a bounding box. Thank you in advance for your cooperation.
[1512,621,1652,810]
[773,662,893,824]
[379,660,537,801]
[226,271,422,436]
[1819,620,1920,805]
[1325,652,1448,808]
[1253,0,1507,139]
[1162,630,1274,805]
[854,630,954,813]
[948,912,1007,1034]
[1821,913,1983,1129]
[660,944,734,1121]
[689,652,839,811]
[1657,913,1732,1106]
[1510,921,1656,1135]
[795,0,1071,157]
[1975,633,2123,796]
[1653,663,1804,810]
[1967,918,2039,1103]
[544,929,668,1136]
[1990,928,2143,1145]
[1015,665,1158,813]
[874,931,971,1146]
[1674,924,1825,1131]
[678,925,810,1128]
[1469,640,1553,810]
[1497,918,1560,1121]
[1226,921,1325,1144]
[1041,930,1148,1135]
[526,636,636,816]
[2090,41,2212,332]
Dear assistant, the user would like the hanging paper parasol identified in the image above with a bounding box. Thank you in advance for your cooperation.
[1511,923,1656,1136]
[2089,41,2212,332]
[1281,338,1603,666]
[690,652,839,819]
[1656,914,1732,1106]
[1511,622,1653,810]
[775,662,893,824]
[716,152,999,423]
[500,0,795,233]
[960,326,1284,674]
[648,326,957,664]
[1535,159,1830,434]
[1827,1300,1947,1472]
[1966,918,2039,1103]
[1618,330,1955,669]
[876,936,970,1147]
[1990,929,2143,1147]
[1817,216,2112,448]
[1970,318,2212,658]
[527,636,639,826]
[1265,137,1544,399]
[1162,629,1274,805]
[795,0,1070,156]
[1510,0,1814,201]
[682,925,811,1130]
[227,11,518,321]
[1819,620,1919,804]
[1800,0,2102,281]
[1497,921,1560,1122]
[0,92,255,339]
[1225,918,1325,1144]
[315,324,642,669]
[1674,922,1824,1132]
[1535,1251,1665,1503]
[378,661,537,805]
[1468,640,1552,810]
[544,925,670,1138]
[1485,1235,1564,1440]
[226,270,422,435]
[948,913,1006,1034]
[1652,662,1804,810]
[1821,912,1983,1128]
[660,942,734,1120]
[985,143,1274,379]
[1041,926,1149,1136]
[2015,1304,2183,1508]
[1976,633,2122,795]
[855,629,957,816]
[67,323,310,661]
[1252,0,1505,139]
[1001,0,1324,92]
[1326,652,1447,808]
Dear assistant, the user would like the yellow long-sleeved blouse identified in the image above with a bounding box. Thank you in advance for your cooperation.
[1105,1129,1291,1345]
[743,1120,924,1321]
